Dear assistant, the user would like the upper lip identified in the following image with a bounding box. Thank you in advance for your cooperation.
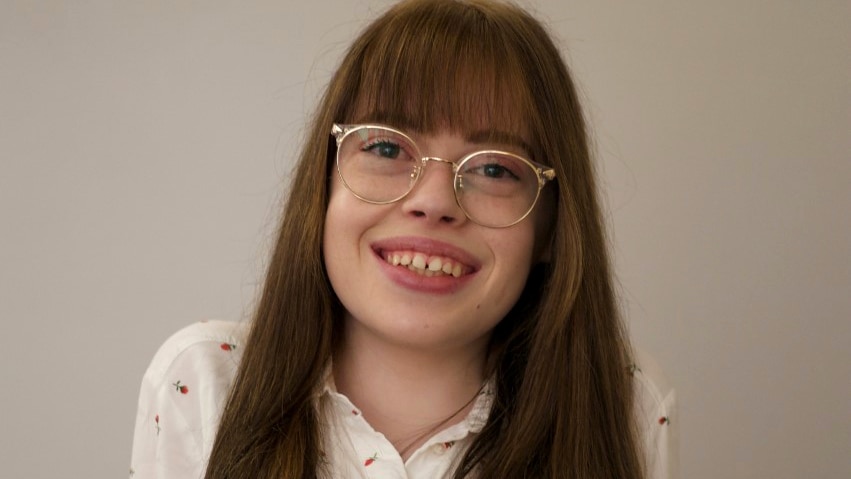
[369,236,481,272]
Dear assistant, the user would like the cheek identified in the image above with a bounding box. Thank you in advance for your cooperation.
[322,181,385,286]
[323,184,354,284]
[324,174,362,241]
[518,200,552,265]
[499,217,539,264]
[484,227,538,305]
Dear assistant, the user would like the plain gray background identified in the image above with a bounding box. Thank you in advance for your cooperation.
[1,1,848,478]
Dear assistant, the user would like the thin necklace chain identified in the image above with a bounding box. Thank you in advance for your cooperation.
[396,383,486,459]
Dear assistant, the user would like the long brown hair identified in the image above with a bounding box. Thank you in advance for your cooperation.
[205,1,643,478]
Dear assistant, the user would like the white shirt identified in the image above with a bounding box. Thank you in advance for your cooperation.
[130,320,677,478]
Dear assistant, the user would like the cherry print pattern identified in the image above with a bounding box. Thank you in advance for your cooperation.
[131,321,673,478]
[173,381,189,394]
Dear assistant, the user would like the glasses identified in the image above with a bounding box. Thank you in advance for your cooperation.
[331,124,555,228]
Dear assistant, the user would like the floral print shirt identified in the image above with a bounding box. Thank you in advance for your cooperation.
[130,320,676,478]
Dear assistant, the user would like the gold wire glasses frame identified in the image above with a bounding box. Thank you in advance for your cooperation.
[331,123,556,228]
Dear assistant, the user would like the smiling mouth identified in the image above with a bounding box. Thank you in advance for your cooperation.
[380,250,470,278]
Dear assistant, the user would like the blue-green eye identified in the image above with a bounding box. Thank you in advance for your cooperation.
[480,164,518,179]
[468,162,521,181]
[364,141,401,159]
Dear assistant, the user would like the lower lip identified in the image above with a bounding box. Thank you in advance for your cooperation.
[373,251,473,294]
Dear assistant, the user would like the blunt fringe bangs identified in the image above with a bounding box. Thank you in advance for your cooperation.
[337,0,545,160]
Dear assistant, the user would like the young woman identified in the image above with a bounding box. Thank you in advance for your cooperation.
[130,1,675,478]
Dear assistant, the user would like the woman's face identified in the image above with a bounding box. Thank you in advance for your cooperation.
[323,126,546,355]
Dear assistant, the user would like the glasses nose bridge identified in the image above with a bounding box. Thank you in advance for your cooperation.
[417,156,459,181]
[420,156,457,170]
[409,156,461,201]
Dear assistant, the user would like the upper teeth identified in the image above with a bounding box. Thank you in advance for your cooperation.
[384,251,464,278]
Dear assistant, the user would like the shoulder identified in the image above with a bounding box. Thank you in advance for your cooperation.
[143,319,249,379]
[135,319,249,422]
[631,348,675,415]
[131,320,250,478]
[630,349,678,479]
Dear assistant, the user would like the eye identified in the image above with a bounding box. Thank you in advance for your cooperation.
[464,156,522,181]
[479,163,518,180]
[363,140,403,159]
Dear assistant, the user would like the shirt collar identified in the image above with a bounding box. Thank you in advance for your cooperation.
[463,378,494,433]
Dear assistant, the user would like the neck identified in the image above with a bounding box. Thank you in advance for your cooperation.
[333,321,488,460]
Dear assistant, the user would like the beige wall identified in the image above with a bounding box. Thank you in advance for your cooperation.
[1,1,848,477]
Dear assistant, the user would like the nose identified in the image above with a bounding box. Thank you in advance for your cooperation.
[399,158,466,225]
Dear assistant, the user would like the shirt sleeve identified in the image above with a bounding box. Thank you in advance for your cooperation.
[632,349,678,479]
[130,321,244,479]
